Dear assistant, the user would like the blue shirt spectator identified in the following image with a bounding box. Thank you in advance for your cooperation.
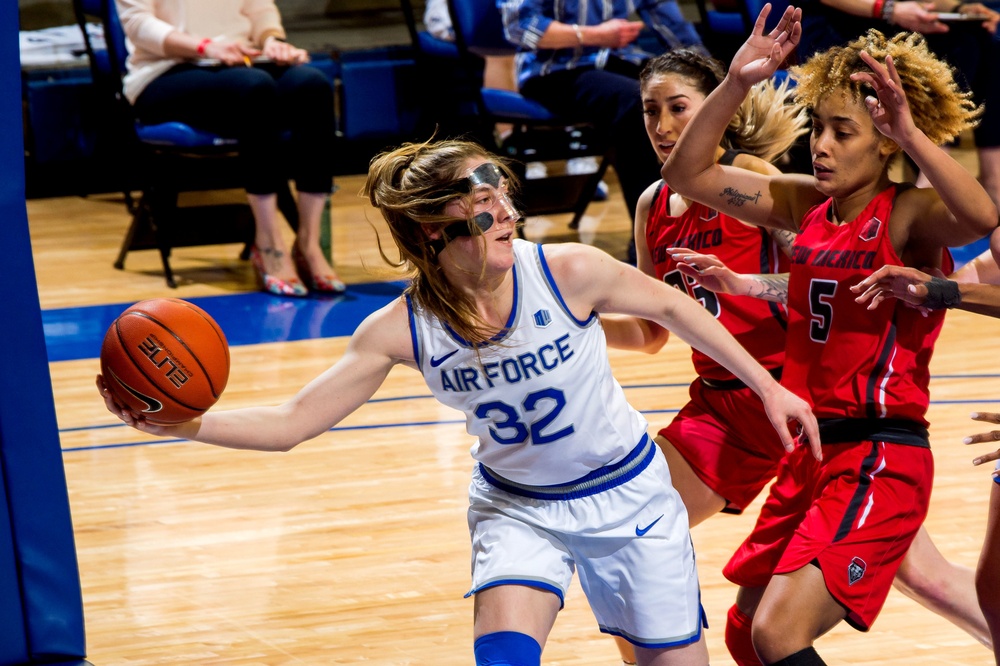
[500,0,705,87]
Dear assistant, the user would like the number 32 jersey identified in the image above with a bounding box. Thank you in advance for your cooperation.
[407,239,649,486]
[784,185,952,425]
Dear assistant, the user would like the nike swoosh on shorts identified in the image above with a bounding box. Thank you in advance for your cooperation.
[635,514,664,537]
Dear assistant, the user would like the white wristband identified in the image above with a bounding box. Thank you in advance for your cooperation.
[572,23,585,46]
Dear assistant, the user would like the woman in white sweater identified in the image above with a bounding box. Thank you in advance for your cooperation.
[117,0,344,296]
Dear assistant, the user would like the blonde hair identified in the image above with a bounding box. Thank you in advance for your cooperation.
[639,49,808,163]
[363,138,519,345]
[790,30,981,145]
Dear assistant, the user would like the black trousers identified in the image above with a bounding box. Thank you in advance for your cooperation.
[133,63,336,195]
[520,57,662,222]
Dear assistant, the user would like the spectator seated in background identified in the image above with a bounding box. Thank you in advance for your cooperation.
[424,0,607,198]
[499,0,708,232]
[117,0,345,297]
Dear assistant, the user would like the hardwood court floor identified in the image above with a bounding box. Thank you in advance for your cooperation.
[27,169,1000,664]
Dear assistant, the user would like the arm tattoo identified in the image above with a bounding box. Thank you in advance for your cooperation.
[747,274,789,304]
[719,186,763,207]
[770,229,796,257]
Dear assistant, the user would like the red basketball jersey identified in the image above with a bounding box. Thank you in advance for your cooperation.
[783,185,952,424]
[646,180,788,381]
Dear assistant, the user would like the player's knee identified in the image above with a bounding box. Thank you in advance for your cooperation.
[725,604,763,666]
[474,631,542,666]
[750,605,807,664]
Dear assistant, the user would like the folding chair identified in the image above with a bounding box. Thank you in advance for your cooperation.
[73,0,300,287]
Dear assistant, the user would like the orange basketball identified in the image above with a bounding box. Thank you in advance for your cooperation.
[100,298,230,425]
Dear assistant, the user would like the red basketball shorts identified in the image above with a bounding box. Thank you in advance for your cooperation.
[659,378,787,513]
[723,440,933,630]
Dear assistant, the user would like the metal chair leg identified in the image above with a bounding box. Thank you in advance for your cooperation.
[568,156,610,230]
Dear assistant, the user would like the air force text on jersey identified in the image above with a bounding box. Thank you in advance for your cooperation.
[439,333,574,393]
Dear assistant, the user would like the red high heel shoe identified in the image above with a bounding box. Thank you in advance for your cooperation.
[293,247,347,294]
[250,247,309,297]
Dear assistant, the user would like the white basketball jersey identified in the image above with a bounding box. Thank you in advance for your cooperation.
[407,240,649,486]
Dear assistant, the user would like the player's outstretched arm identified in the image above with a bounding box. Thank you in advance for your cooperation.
[601,315,670,353]
[669,247,789,303]
[548,242,821,459]
[852,264,1000,318]
[98,300,411,451]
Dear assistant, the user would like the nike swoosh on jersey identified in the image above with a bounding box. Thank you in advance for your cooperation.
[635,514,664,537]
[108,369,164,414]
[429,349,459,367]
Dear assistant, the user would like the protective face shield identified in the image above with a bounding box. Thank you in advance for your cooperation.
[441,162,521,240]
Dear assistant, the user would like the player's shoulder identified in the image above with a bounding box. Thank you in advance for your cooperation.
[538,241,628,299]
[536,241,607,273]
[351,296,416,363]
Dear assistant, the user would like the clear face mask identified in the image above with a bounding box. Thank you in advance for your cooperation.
[440,162,521,240]
[464,162,520,233]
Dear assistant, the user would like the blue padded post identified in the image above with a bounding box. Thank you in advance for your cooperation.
[2,2,88,663]
[0,466,28,664]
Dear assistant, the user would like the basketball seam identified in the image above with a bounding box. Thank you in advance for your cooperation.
[171,299,231,376]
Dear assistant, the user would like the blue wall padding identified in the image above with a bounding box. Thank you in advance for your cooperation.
[339,48,419,139]
[2,1,87,663]
[0,463,29,665]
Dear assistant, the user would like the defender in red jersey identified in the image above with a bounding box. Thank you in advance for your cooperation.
[632,51,802,520]
[601,50,805,665]
[854,229,1000,664]
[662,6,996,665]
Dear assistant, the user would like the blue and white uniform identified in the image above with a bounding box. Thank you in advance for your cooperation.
[407,239,704,648]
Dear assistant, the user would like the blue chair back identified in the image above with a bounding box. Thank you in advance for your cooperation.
[76,0,127,77]
[699,0,790,38]
[447,0,516,57]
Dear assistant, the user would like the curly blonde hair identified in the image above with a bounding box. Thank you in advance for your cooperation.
[790,30,981,145]
[363,138,520,345]
[640,49,808,163]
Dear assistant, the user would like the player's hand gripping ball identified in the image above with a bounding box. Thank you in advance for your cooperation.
[100,298,230,424]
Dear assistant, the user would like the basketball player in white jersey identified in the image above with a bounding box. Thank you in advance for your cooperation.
[98,138,820,666]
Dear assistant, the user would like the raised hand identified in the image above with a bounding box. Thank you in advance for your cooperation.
[850,52,919,144]
[728,4,802,88]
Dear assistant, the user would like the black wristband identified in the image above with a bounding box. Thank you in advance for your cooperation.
[923,277,962,310]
